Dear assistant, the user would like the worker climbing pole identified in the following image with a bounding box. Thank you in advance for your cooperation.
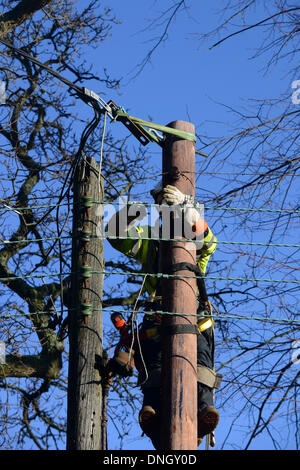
[105,122,221,450]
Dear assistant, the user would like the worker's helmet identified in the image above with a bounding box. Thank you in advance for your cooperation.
[150,181,163,201]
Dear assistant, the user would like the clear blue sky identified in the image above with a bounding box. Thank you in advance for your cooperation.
[73,0,297,451]
[95,1,287,129]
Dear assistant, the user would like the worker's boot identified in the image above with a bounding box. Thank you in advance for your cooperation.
[139,406,160,449]
[198,405,219,439]
[139,406,157,435]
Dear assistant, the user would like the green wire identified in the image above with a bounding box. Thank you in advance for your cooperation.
[1,200,298,214]
[97,270,300,285]
[1,233,299,248]
[1,306,299,325]
[1,269,299,284]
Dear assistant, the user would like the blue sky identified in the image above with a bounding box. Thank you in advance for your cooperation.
[95,1,288,128]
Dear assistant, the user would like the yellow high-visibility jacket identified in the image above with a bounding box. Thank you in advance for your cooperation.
[107,223,217,296]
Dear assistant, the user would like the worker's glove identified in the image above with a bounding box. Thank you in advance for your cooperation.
[163,185,193,206]
[184,206,201,226]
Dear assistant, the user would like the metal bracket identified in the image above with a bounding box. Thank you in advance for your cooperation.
[108,100,197,147]
[108,100,155,146]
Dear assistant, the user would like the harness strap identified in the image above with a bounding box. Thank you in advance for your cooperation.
[165,262,208,302]
[197,365,222,389]
[163,324,199,336]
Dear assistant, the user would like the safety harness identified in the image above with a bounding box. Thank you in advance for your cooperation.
[164,261,213,332]
[105,222,220,445]
[109,261,222,384]
[163,261,222,404]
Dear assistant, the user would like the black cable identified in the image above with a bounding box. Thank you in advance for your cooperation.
[56,106,102,323]
[0,37,115,325]
[0,37,108,115]
[0,37,83,96]
[0,37,105,322]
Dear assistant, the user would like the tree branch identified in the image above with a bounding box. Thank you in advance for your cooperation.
[0,0,54,37]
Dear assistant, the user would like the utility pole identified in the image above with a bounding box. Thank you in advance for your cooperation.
[67,156,104,450]
[160,121,198,450]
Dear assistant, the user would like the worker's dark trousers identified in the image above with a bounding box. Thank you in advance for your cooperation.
[139,326,214,449]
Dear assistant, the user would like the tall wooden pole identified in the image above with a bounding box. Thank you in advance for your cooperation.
[160,121,198,450]
[67,156,104,450]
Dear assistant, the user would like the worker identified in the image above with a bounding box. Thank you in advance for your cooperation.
[106,184,220,449]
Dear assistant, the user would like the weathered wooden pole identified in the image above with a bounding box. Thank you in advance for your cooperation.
[160,121,198,450]
[67,156,104,450]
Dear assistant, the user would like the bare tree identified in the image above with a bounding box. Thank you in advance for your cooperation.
[0,0,55,37]
[0,0,150,450]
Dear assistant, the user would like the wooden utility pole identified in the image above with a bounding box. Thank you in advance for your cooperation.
[160,121,198,450]
[67,156,104,450]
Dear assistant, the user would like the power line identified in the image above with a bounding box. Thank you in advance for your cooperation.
[0,269,299,285]
[104,235,300,248]
[1,306,299,326]
[193,171,300,177]
[0,235,71,245]
[1,199,298,214]
[1,232,299,249]
[99,270,300,285]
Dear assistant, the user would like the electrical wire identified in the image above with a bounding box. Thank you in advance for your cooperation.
[0,37,83,99]
[1,199,299,215]
[127,275,149,387]
[2,306,299,326]
[0,269,299,286]
[1,233,299,249]
[1,36,299,345]
[0,36,106,325]
[99,111,107,180]
[3,34,300,445]
[55,104,103,322]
